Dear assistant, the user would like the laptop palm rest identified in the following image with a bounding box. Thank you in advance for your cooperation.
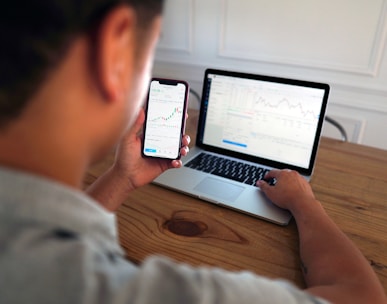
[194,177,244,202]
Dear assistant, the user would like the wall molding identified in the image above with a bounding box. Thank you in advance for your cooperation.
[218,0,387,77]
[368,0,387,76]
[156,0,194,54]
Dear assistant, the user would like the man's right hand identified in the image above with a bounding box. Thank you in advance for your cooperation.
[257,169,316,212]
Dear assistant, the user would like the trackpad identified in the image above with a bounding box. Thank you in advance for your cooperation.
[194,177,244,202]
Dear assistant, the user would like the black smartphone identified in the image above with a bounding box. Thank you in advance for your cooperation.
[142,78,189,160]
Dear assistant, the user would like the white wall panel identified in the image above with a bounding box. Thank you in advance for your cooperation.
[157,0,193,53]
[219,0,387,75]
[153,0,387,150]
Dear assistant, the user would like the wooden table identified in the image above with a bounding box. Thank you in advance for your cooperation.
[85,110,387,293]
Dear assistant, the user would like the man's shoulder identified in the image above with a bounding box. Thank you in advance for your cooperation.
[0,220,138,304]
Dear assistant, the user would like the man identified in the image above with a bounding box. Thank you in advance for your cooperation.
[0,1,385,303]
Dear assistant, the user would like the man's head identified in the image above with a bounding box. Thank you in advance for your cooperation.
[0,0,164,185]
[0,0,164,128]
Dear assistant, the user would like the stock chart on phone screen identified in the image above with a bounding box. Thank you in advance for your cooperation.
[144,81,186,158]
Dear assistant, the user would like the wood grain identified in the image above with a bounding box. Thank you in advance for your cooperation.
[86,110,387,293]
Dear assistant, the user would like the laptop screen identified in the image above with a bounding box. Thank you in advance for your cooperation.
[197,69,329,174]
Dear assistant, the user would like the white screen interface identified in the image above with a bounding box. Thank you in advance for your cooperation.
[144,81,186,159]
[202,74,325,169]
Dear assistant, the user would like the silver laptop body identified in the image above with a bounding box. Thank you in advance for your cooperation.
[153,68,330,225]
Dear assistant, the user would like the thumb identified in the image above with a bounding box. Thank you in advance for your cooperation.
[257,180,271,194]
[127,108,145,140]
[134,108,145,131]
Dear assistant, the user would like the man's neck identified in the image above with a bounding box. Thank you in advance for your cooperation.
[0,117,90,189]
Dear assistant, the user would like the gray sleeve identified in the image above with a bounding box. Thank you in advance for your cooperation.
[124,256,330,304]
[0,223,328,304]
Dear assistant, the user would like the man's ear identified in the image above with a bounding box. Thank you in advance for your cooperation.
[95,5,136,102]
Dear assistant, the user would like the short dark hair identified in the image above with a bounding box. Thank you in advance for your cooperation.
[0,0,164,128]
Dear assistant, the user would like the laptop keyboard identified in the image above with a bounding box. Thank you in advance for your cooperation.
[185,153,270,186]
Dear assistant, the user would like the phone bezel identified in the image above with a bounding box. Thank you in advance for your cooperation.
[142,77,189,160]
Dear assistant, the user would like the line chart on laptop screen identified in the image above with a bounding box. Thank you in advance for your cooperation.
[203,74,325,168]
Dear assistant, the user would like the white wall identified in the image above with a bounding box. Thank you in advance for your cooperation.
[152,0,387,150]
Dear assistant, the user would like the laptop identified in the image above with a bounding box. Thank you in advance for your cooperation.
[153,68,330,225]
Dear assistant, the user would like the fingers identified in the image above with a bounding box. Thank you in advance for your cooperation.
[161,134,190,171]
[263,168,293,179]
[180,145,189,157]
[256,179,271,191]
[257,169,294,188]
[179,135,191,157]
[181,134,191,147]
[171,159,182,168]
[263,169,281,180]
[257,169,295,208]
[171,135,191,168]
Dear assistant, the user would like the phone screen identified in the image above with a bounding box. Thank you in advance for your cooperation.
[143,78,188,159]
